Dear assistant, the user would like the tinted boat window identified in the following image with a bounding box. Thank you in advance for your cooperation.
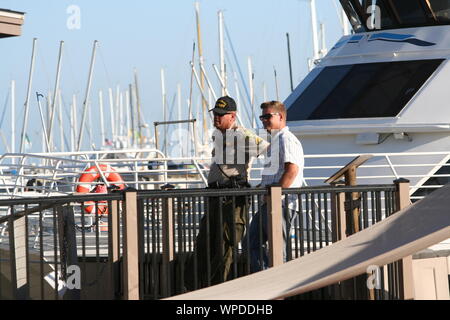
[285,65,352,121]
[428,0,450,22]
[340,0,450,31]
[287,59,443,120]
[394,0,428,24]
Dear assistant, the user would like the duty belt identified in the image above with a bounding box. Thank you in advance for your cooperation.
[207,178,250,189]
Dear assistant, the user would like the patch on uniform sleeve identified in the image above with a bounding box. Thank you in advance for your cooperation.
[242,128,262,144]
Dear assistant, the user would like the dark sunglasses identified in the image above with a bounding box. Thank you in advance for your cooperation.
[259,112,280,121]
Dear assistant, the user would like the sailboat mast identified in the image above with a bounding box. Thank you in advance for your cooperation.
[320,23,327,57]
[310,0,320,62]
[71,94,77,152]
[115,85,120,141]
[58,89,64,151]
[160,68,167,153]
[274,67,279,101]
[247,57,255,128]
[342,9,351,35]
[177,83,183,157]
[77,40,98,152]
[134,69,143,146]
[286,33,294,93]
[218,10,226,96]
[195,2,208,144]
[99,90,106,147]
[129,84,135,147]
[108,88,115,144]
[20,37,37,153]
[119,91,124,138]
[48,40,64,150]
[11,80,15,154]
[125,89,131,147]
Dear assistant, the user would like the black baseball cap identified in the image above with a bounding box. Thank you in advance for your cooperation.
[209,96,237,114]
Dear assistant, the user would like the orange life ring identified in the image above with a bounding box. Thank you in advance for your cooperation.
[76,164,125,214]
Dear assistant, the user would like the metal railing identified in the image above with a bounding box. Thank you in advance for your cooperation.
[0,180,412,300]
[0,149,210,198]
[0,193,123,299]
[0,149,448,202]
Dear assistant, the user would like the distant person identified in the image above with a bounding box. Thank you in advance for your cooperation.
[25,178,43,192]
[245,100,304,273]
[185,96,268,290]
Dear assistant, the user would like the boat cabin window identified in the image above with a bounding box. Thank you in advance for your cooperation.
[341,0,450,32]
[286,59,443,121]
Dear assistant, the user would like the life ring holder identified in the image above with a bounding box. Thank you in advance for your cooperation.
[76,164,125,215]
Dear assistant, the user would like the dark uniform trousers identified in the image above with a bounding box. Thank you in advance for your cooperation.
[184,194,248,290]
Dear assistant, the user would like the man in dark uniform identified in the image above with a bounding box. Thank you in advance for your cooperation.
[184,96,268,290]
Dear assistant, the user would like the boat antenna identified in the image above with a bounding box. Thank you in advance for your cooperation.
[20,38,37,153]
[274,66,280,101]
[286,33,294,93]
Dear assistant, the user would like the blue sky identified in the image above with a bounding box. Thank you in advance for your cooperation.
[0,0,345,153]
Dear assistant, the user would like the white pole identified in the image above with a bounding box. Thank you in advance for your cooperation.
[134,68,143,145]
[108,87,115,142]
[274,67,280,101]
[72,94,77,152]
[195,2,208,145]
[247,57,255,128]
[177,83,183,157]
[160,68,167,153]
[233,71,244,123]
[125,89,130,147]
[99,90,105,147]
[58,89,64,152]
[218,10,226,96]
[11,80,15,154]
[47,91,52,134]
[119,91,124,138]
[48,40,64,148]
[199,63,218,100]
[212,64,229,96]
[70,98,74,152]
[87,100,93,149]
[263,82,267,102]
[310,0,320,61]
[320,23,328,58]
[115,85,120,141]
[77,40,98,152]
[129,84,135,147]
[342,9,351,35]
[20,38,37,153]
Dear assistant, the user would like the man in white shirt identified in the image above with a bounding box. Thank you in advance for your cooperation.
[245,100,304,272]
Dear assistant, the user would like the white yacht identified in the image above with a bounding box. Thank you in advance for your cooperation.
[286,0,450,201]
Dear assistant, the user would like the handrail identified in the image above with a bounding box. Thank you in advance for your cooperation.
[0,149,447,200]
